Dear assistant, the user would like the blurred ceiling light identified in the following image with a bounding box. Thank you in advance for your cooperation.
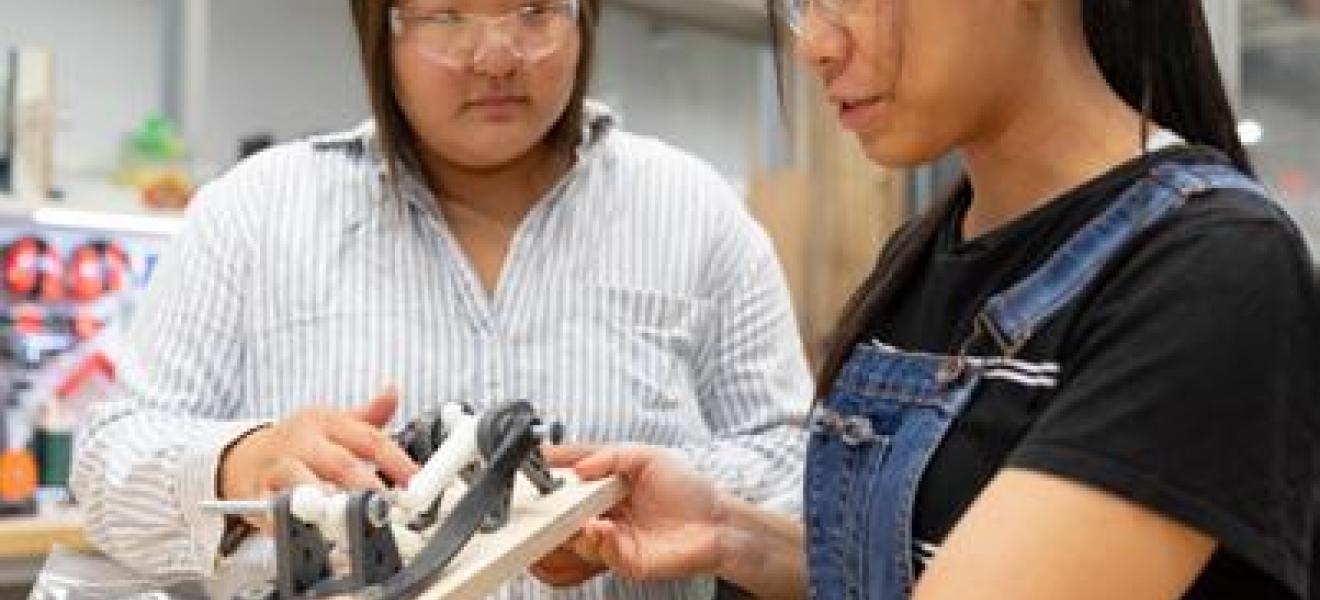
[1238,119,1264,146]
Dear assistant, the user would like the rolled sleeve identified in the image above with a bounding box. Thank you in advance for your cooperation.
[684,209,813,512]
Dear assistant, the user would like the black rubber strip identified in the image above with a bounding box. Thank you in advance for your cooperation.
[357,415,535,600]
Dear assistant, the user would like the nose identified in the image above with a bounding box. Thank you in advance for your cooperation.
[471,23,521,76]
[794,18,849,83]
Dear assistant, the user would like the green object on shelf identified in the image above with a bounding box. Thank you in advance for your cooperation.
[129,113,187,162]
[114,113,191,190]
[30,427,71,487]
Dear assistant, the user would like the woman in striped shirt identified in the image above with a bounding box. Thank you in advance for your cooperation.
[70,1,812,598]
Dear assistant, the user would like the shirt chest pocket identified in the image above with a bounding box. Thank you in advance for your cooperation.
[574,284,706,413]
[244,272,435,401]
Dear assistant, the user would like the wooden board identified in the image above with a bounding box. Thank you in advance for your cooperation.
[399,472,625,600]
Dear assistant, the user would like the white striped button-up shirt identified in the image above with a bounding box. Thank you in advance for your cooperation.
[72,104,812,599]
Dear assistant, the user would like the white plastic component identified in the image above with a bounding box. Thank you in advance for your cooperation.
[321,492,351,542]
[391,521,428,561]
[396,403,481,520]
[287,486,352,543]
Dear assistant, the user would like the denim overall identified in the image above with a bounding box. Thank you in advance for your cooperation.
[803,162,1268,599]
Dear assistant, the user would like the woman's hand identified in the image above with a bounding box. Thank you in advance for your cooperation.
[536,444,809,599]
[534,444,729,586]
[218,388,419,526]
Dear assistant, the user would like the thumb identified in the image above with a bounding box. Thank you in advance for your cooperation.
[542,444,602,469]
[576,445,654,482]
[352,386,399,428]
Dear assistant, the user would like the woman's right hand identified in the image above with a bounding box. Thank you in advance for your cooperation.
[218,388,419,523]
[537,445,730,584]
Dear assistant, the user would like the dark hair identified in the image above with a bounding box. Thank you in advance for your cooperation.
[767,0,1257,400]
[349,0,600,190]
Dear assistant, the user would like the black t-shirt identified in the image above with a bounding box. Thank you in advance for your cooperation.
[869,147,1320,598]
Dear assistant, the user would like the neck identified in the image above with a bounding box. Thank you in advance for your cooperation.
[960,12,1148,240]
[423,143,572,230]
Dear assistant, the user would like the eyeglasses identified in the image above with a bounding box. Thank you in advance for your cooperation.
[779,0,864,37]
[391,0,580,68]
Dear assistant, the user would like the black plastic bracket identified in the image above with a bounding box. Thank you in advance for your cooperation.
[272,495,332,599]
[345,491,403,589]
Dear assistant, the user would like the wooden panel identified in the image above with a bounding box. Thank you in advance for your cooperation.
[749,79,908,367]
[11,48,56,202]
[748,169,810,329]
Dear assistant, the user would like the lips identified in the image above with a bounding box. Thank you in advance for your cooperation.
[833,95,887,131]
[839,97,882,110]
[465,95,530,109]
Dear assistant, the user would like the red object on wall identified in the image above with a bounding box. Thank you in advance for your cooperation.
[68,241,132,301]
[4,236,63,301]
[72,307,105,340]
[11,304,45,336]
[55,352,115,401]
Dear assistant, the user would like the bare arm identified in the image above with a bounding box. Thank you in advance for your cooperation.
[915,469,1215,600]
[713,495,808,600]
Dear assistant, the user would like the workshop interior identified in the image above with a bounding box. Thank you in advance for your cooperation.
[0,0,1318,598]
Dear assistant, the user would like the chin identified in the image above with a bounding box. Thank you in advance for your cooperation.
[440,134,543,169]
[857,131,949,169]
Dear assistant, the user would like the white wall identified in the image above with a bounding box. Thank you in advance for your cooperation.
[200,0,367,172]
[0,0,165,173]
[1204,0,1242,102]
[594,4,770,187]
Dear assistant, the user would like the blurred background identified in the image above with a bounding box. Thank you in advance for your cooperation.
[0,1,1313,596]
[1245,0,1320,250]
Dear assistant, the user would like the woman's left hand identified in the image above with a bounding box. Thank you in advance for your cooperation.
[532,444,728,585]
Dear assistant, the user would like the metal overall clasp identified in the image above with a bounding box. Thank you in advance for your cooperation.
[812,407,881,447]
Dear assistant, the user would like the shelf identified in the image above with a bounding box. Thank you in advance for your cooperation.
[0,181,183,237]
[0,508,90,588]
[0,511,88,560]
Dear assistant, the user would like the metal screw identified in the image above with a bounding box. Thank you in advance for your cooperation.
[199,499,273,516]
[532,421,564,444]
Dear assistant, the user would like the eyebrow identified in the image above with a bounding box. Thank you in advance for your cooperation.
[399,0,530,13]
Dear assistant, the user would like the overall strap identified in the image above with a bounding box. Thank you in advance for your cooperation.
[975,162,1268,356]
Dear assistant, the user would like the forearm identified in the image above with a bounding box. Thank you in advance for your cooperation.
[715,494,808,600]
[72,400,268,579]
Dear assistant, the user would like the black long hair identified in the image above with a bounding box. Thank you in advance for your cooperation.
[771,0,1258,399]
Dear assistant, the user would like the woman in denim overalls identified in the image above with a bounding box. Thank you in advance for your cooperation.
[538,0,1320,599]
